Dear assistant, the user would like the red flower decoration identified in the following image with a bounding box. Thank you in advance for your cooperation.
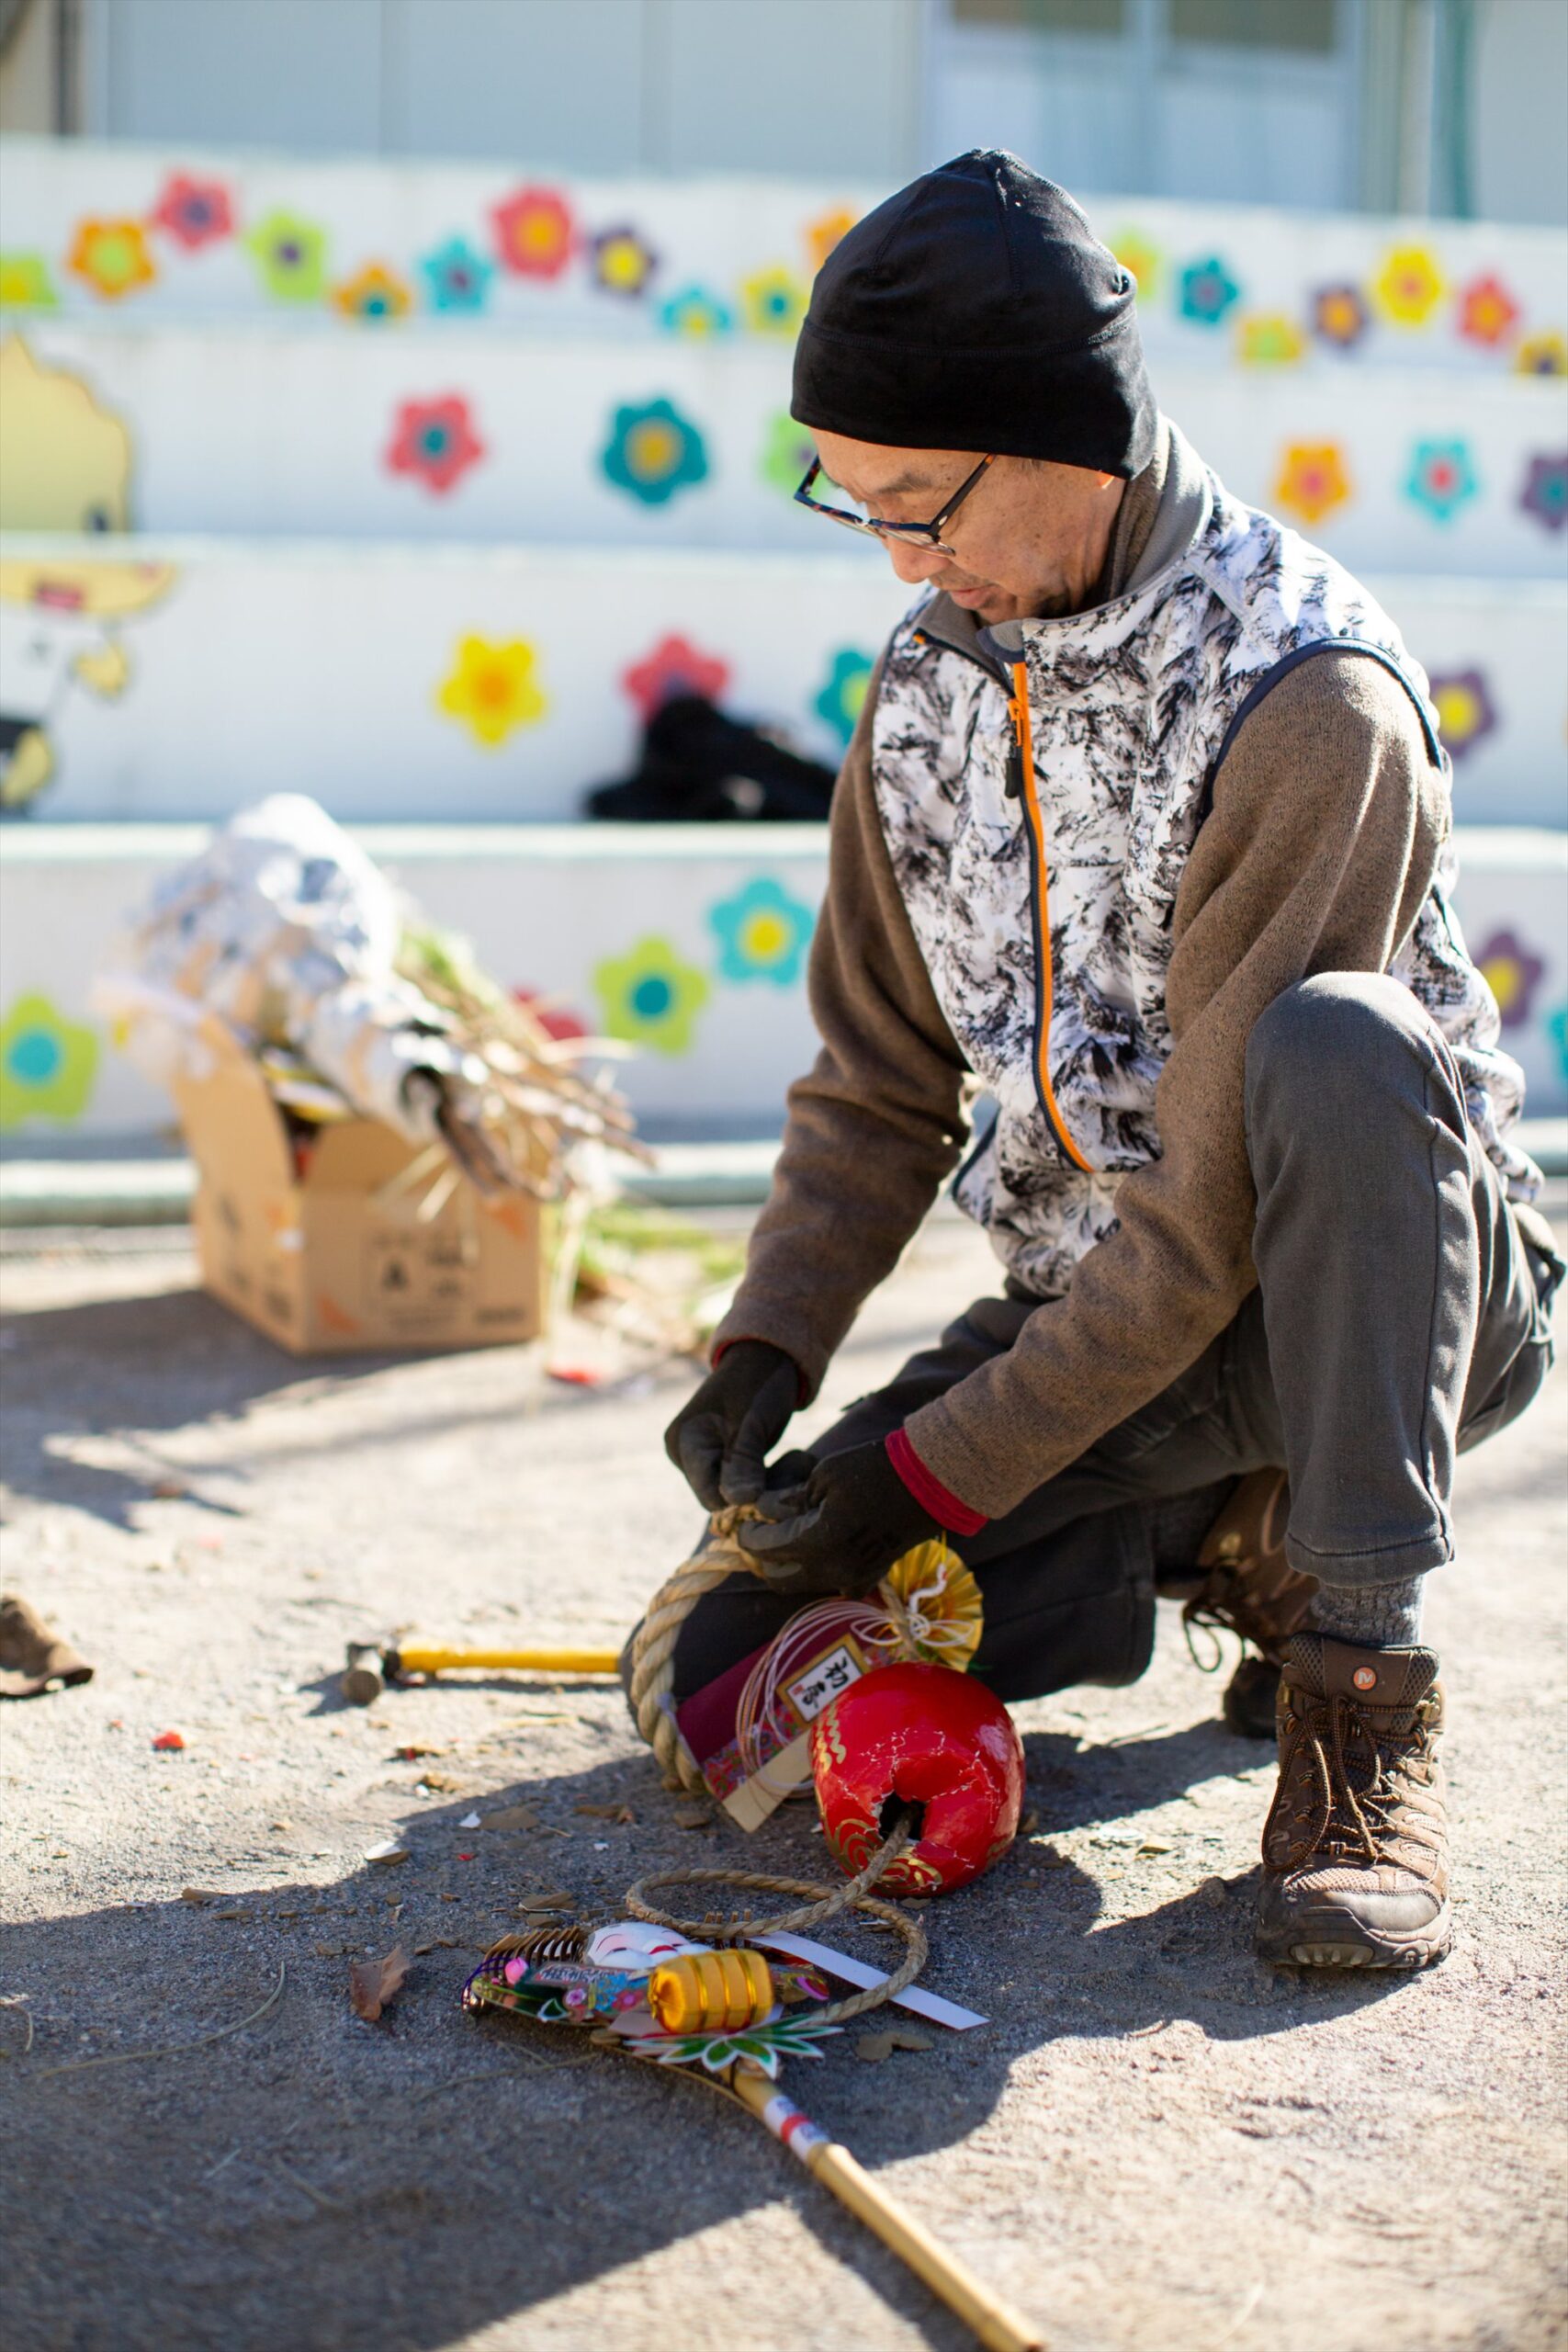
[491,186,575,280]
[150,172,234,251]
[620,632,730,719]
[384,395,486,495]
[512,988,589,1043]
[1457,272,1520,350]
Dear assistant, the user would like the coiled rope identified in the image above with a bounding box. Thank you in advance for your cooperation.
[627,1503,770,1792]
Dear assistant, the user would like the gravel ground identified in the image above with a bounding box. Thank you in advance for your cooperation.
[2,1210,1564,2352]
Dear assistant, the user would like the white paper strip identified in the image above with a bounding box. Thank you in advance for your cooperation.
[757,1930,987,2032]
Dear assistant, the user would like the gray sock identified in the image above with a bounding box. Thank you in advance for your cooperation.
[1308,1577,1426,1649]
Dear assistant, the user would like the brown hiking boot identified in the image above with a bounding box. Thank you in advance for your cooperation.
[1176,1470,1318,1737]
[1257,1634,1450,1970]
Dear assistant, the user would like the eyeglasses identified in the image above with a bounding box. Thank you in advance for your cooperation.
[794,453,996,558]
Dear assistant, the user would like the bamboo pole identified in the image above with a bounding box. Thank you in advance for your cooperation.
[393,1643,621,1678]
[728,2062,1043,2352]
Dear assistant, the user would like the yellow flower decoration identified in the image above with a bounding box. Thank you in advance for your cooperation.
[592,937,709,1057]
[1273,442,1352,526]
[67,219,156,302]
[740,266,809,337]
[435,635,548,747]
[1373,244,1444,327]
[332,262,413,321]
[1515,332,1568,378]
[0,994,98,1128]
[1111,230,1162,300]
[0,253,58,309]
[805,209,858,274]
[1238,313,1305,367]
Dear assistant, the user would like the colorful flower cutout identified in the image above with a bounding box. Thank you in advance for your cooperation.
[1178,256,1239,327]
[589,225,659,300]
[386,395,486,495]
[1457,272,1520,350]
[805,209,858,274]
[814,647,874,747]
[621,634,730,720]
[1548,1005,1568,1085]
[512,987,589,1043]
[740,267,809,337]
[659,285,732,338]
[247,210,328,303]
[758,411,818,498]
[592,937,709,1057]
[0,253,57,310]
[1237,313,1305,368]
[420,235,494,313]
[1405,438,1478,525]
[1516,332,1568,378]
[1111,230,1162,300]
[1428,669,1498,763]
[1310,283,1370,351]
[0,995,98,1129]
[709,877,816,989]
[67,219,156,302]
[1518,452,1568,533]
[333,262,413,321]
[150,173,234,251]
[491,186,575,280]
[1475,928,1546,1032]
[436,635,548,747]
[1374,244,1444,328]
[601,397,709,507]
[1273,443,1351,527]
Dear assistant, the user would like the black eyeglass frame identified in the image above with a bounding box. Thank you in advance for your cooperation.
[794,452,996,556]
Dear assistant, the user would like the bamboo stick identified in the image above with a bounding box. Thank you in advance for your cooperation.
[393,1643,622,1678]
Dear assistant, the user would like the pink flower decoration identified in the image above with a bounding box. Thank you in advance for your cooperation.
[491,186,576,280]
[385,395,485,495]
[621,632,730,719]
[1457,272,1520,350]
[150,172,234,251]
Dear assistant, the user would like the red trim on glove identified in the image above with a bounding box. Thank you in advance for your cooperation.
[711,1336,810,1408]
[886,1426,988,1538]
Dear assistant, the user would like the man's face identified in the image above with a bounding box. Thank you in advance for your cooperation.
[810,431,1125,627]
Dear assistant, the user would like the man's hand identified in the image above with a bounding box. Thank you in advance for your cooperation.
[739,1437,938,1600]
[664,1340,801,1511]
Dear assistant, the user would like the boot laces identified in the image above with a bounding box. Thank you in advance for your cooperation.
[1288,1690,1430,1870]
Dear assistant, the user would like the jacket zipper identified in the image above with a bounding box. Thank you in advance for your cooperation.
[1008,662,1097,1176]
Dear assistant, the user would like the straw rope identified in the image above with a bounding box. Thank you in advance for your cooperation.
[627,1504,766,1792]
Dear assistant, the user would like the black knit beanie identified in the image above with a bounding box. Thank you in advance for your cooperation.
[792,150,1156,479]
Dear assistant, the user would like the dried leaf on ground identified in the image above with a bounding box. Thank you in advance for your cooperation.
[574,1803,635,1824]
[672,1804,712,1831]
[520,1891,575,1913]
[855,2026,935,2064]
[364,1841,409,1866]
[348,1945,409,2023]
[415,1772,461,1792]
[212,1908,252,1922]
[397,1745,443,1760]
[180,1887,223,1905]
[480,1804,541,1834]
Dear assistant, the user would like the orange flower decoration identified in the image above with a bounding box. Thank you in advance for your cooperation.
[1274,443,1352,526]
[805,208,858,274]
[67,218,156,301]
[1457,272,1520,349]
[331,262,413,321]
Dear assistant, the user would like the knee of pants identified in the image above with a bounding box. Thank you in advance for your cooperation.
[1245,971,1450,1134]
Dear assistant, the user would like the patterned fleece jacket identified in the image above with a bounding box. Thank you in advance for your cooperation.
[712,421,1538,1524]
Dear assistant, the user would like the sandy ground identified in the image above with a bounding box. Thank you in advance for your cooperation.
[2,1209,1564,2352]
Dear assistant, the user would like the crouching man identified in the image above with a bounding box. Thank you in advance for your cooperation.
[660,153,1561,1969]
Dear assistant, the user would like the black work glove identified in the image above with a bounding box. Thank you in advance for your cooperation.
[664,1340,800,1511]
[739,1437,939,1600]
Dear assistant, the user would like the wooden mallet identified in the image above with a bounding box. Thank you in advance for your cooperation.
[342,1638,623,1705]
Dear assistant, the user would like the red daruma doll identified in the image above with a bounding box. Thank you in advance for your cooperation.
[810,1661,1025,1895]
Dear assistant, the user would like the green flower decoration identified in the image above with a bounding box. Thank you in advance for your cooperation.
[246,210,329,303]
[593,937,709,1055]
[758,411,818,498]
[813,646,874,748]
[0,995,98,1129]
[0,252,59,310]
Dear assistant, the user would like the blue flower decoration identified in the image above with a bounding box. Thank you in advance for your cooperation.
[1179,256,1241,327]
[1548,1003,1568,1084]
[601,397,710,507]
[709,876,816,989]
[813,647,874,748]
[660,285,733,338]
[420,235,495,314]
[1405,438,1478,524]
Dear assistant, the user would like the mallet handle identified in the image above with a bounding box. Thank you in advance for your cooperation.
[729,2064,1043,2352]
[392,1643,622,1678]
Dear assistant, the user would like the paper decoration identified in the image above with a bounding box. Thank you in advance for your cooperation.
[1428,669,1498,762]
[150,173,234,252]
[659,285,732,337]
[1179,255,1240,326]
[1457,273,1520,349]
[1274,441,1352,526]
[491,186,575,279]
[740,266,808,337]
[1237,314,1304,367]
[758,411,816,497]
[1375,244,1445,327]
[620,632,730,718]
[1516,333,1568,377]
[1311,283,1370,350]
[1111,229,1162,299]
[590,225,660,300]
[1405,438,1479,524]
[1549,1007,1568,1085]
[435,634,547,745]
[804,209,857,273]
[593,937,709,1055]
[813,646,874,746]
[1476,928,1547,1030]
[333,262,413,322]
[0,252,58,309]
[246,210,328,303]
[385,394,485,494]
[601,396,708,506]
[67,220,155,301]
[709,876,816,987]
[1518,452,1567,532]
[0,994,97,1128]
[419,234,493,314]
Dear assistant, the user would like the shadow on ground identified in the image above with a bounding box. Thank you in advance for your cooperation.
[3,1725,1410,2352]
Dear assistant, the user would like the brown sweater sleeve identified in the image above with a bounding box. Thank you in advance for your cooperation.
[709,661,970,1395]
[903,650,1448,1519]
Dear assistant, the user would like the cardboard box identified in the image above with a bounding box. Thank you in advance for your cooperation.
[173,1035,547,1355]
